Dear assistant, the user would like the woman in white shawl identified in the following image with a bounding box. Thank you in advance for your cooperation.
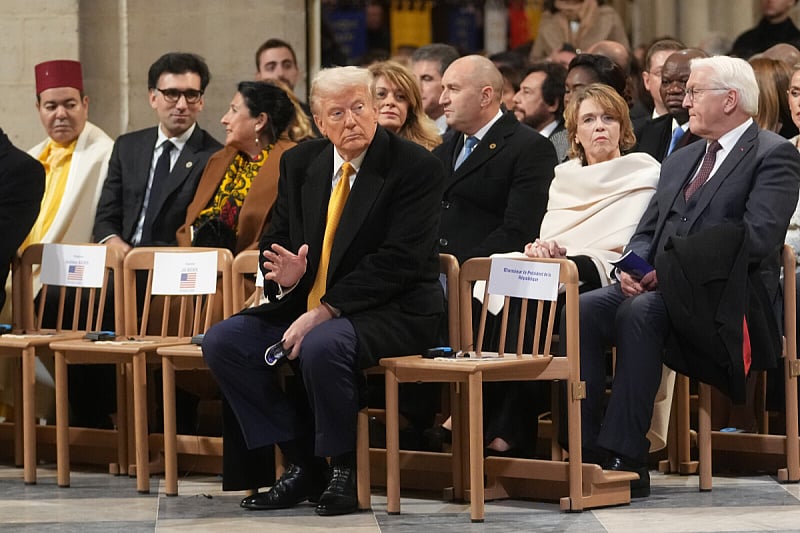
[525,83,659,288]
[481,84,660,457]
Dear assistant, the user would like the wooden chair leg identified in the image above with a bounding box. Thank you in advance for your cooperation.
[356,406,370,511]
[114,363,129,476]
[450,382,464,501]
[162,357,178,496]
[55,350,70,488]
[698,382,712,491]
[132,353,150,493]
[385,368,400,515]
[21,347,36,484]
[781,352,800,482]
[467,371,484,523]
[566,377,583,511]
[126,362,136,477]
[13,358,23,469]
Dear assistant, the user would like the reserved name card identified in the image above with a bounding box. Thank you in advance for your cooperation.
[487,258,560,302]
[40,244,106,288]
[152,251,217,295]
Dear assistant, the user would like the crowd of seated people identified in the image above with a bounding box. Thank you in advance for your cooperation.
[6,1,800,516]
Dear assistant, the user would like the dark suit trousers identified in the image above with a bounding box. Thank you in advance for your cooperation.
[580,283,669,462]
[203,313,360,458]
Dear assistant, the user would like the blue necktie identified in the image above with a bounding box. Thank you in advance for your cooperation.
[667,126,684,156]
[455,135,479,170]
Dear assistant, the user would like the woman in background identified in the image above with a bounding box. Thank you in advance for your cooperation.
[368,61,441,150]
[749,57,792,134]
[530,0,629,61]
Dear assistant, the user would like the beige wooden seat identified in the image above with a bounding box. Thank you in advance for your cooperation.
[360,253,461,510]
[155,249,235,497]
[682,245,800,491]
[50,246,232,493]
[667,244,800,490]
[381,256,636,522]
[0,243,124,485]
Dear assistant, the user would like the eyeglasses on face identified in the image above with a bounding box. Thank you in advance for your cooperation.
[684,87,728,102]
[155,87,204,104]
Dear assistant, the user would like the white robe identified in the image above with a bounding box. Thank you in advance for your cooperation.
[0,121,113,420]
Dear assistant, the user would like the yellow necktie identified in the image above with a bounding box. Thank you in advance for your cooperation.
[307,162,353,310]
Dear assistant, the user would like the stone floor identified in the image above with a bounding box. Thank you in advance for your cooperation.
[1,462,799,532]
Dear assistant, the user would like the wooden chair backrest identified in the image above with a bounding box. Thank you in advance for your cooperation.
[782,244,797,361]
[439,253,461,351]
[122,247,233,338]
[231,250,261,312]
[458,256,580,361]
[17,243,125,334]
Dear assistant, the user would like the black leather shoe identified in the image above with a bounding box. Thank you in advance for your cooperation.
[314,465,358,516]
[603,455,650,498]
[240,464,311,510]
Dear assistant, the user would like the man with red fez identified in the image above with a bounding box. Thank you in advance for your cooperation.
[0,60,114,425]
[27,60,113,254]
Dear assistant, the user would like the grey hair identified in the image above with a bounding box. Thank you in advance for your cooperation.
[690,56,759,116]
[310,66,374,115]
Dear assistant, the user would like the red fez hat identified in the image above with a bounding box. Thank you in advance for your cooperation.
[35,60,83,94]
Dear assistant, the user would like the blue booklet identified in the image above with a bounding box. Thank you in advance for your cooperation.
[610,250,654,280]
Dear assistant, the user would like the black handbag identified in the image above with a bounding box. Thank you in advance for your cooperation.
[191,217,237,252]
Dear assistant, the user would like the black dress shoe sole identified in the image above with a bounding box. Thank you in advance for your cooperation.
[241,494,308,510]
[315,502,359,516]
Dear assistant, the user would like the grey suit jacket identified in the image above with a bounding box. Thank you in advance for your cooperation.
[93,125,221,245]
[628,122,800,275]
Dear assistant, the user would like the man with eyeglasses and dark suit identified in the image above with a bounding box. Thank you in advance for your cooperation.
[88,52,221,431]
[94,52,221,253]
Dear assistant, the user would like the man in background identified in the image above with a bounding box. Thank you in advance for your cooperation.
[512,61,569,161]
[635,49,707,162]
[94,52,221,252]
[411,43,460,135]
[640,39,685,120]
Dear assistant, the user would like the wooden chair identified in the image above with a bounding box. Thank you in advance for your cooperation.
[381,256,636,522]
[0,243,124,485]
[155,249,236,496]
[671,244,800,490]
[362,254,461,509]
[50,246,232,493]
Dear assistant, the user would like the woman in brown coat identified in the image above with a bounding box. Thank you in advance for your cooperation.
[176,80,301,253]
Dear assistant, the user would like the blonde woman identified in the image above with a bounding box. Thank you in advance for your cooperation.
[368,61,441,150]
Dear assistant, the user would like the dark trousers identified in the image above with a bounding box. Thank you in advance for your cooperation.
[580,283,669,462]
[202,313,360,459]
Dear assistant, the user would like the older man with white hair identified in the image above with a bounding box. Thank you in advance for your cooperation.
[578,55,800,498]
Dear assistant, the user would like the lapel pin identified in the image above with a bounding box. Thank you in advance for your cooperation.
[489,143,497,150]
[185,161,193,168]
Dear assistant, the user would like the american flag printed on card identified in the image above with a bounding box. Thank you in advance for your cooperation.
[66,264,85,282]
[180,272,197,290]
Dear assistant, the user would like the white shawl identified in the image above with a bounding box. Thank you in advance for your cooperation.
[539,152,660,285]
